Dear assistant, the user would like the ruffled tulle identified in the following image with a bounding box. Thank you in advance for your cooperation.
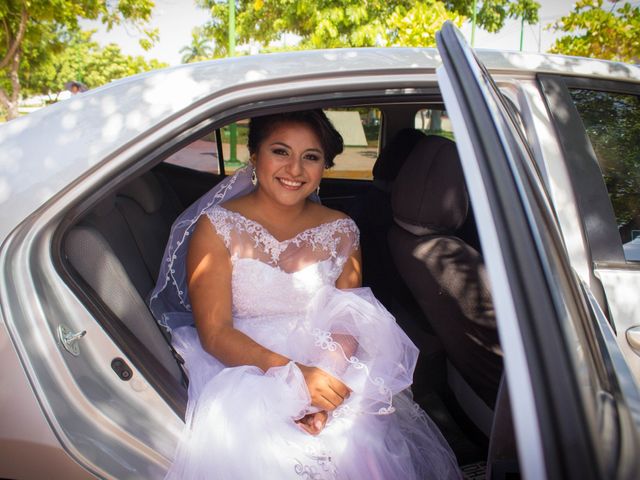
[165,287,462,480]
[290,286,419,417]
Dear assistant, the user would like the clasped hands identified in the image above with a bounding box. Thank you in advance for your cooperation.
[294,363,350,436]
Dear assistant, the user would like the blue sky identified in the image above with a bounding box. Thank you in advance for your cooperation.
[85,0,579,66]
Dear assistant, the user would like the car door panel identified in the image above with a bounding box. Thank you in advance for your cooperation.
[538,75,640,385]
[595,268,640,380]
[437,21,640,480]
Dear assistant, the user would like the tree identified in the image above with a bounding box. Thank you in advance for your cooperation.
[190,0,538,56]
[21,29,167,101]
[386,2,465,47]
[21,29,95,101]
[0,0,157,120]
[194,0,461,55]
[549,0,640,63]
[83,43,167,87]
[444,0,539,32]
[180,27,214,63]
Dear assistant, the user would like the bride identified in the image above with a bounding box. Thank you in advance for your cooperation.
[149,110,462,479]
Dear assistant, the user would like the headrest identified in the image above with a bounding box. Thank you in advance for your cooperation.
[372,128,426,182]
[117,172,164,214]
[90,193,116,217]
[391,135,468,236]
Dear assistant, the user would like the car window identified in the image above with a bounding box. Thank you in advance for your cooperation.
[569,89,640,255]
[414,108,454,140]
[164,131,220,174]
[324,107,380,180]
[219,120,250,174]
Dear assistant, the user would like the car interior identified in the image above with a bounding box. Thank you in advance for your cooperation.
[60,97,520,479]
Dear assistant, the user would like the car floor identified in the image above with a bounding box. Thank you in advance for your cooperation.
[417,389,488,478]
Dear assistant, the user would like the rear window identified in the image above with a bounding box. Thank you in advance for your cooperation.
[324,107,380,180]
[164,131,220,174]
[414,108,454,141]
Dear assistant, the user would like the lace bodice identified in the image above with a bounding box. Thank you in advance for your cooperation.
[205,206,359,319]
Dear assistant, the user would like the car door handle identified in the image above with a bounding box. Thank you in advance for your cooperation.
[625,326,640,352]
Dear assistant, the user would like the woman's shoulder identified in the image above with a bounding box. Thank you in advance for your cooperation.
[306,204,359,245]
[217,195,251,215]
[307,202,354,226]
[310,205,360,254]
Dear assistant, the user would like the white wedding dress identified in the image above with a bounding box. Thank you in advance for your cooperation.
[160,205,462,479]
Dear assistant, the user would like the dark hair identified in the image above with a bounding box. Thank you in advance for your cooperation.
[247,110,344,168]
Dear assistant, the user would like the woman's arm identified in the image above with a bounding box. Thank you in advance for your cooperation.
[331,247,362,359]
[335,247,362,290]
[187,216,349,412]
[187,216,288,371]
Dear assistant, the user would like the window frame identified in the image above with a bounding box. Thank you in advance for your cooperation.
[538,74,640,266]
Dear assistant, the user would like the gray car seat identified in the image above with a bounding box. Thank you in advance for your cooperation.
[64,172,186,390]
[350,128,446,397]
[388,134,503,434]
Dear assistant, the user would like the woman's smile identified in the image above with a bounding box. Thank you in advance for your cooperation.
[277,177,305,189]
[252,121,325,207]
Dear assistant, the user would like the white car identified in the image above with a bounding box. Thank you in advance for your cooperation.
[2,23,639,479]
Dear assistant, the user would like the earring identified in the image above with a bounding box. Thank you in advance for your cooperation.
[316,185,320,196]
[251,167,257,186]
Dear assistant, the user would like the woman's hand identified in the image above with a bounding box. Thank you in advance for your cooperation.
[295,411,328,435]
[296,363,350,411]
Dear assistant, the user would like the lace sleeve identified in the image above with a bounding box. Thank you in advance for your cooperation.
[204,205,233,251]
[333,217,360,273]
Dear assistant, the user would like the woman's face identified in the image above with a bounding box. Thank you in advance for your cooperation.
[252,121,325,207]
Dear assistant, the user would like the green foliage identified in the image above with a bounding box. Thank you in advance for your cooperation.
[20,30,96,98]
[549,0,640,63]
[83,44,168,87]
[180,27,214,63]
[444,0,539,32]
[0,0,156,119]
[20,29,167,100]
[196,0,478,56]
[386,2,464,47]
[190,0,536,56]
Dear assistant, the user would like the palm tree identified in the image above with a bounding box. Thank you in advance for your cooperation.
[180,28,214,64]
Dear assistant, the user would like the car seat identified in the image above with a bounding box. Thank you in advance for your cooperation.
[388,134,503,435]
[349,128,446,397]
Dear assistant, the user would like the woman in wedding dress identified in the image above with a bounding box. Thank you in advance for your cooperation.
[149,110,462,479]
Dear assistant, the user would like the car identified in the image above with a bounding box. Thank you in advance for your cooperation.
[1,22,640,479]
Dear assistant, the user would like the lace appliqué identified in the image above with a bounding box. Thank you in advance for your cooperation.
[312,329,396,416]
[206,205,359,267]
[294,445,337,479]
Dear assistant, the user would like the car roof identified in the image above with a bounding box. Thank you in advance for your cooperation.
[0,47,638,239]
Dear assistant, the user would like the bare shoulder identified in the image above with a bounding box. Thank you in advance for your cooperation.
[306,202,352,225]
[192,214,223,246]
[219,195,251,214]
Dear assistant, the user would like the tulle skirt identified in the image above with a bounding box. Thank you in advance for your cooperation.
[165,287,462,479]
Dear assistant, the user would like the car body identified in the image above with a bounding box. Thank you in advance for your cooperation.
[1,23,640,479]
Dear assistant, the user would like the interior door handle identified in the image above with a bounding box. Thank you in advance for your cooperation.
[626,326,640,352]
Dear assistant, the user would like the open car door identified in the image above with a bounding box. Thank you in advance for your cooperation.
[436,22,640,480]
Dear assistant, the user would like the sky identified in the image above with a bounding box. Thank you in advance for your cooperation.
[85,0,580,67]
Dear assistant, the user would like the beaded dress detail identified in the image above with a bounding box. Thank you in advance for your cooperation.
[158,204,462,479]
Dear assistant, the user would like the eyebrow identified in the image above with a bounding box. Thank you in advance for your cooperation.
[269,141,323,154]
